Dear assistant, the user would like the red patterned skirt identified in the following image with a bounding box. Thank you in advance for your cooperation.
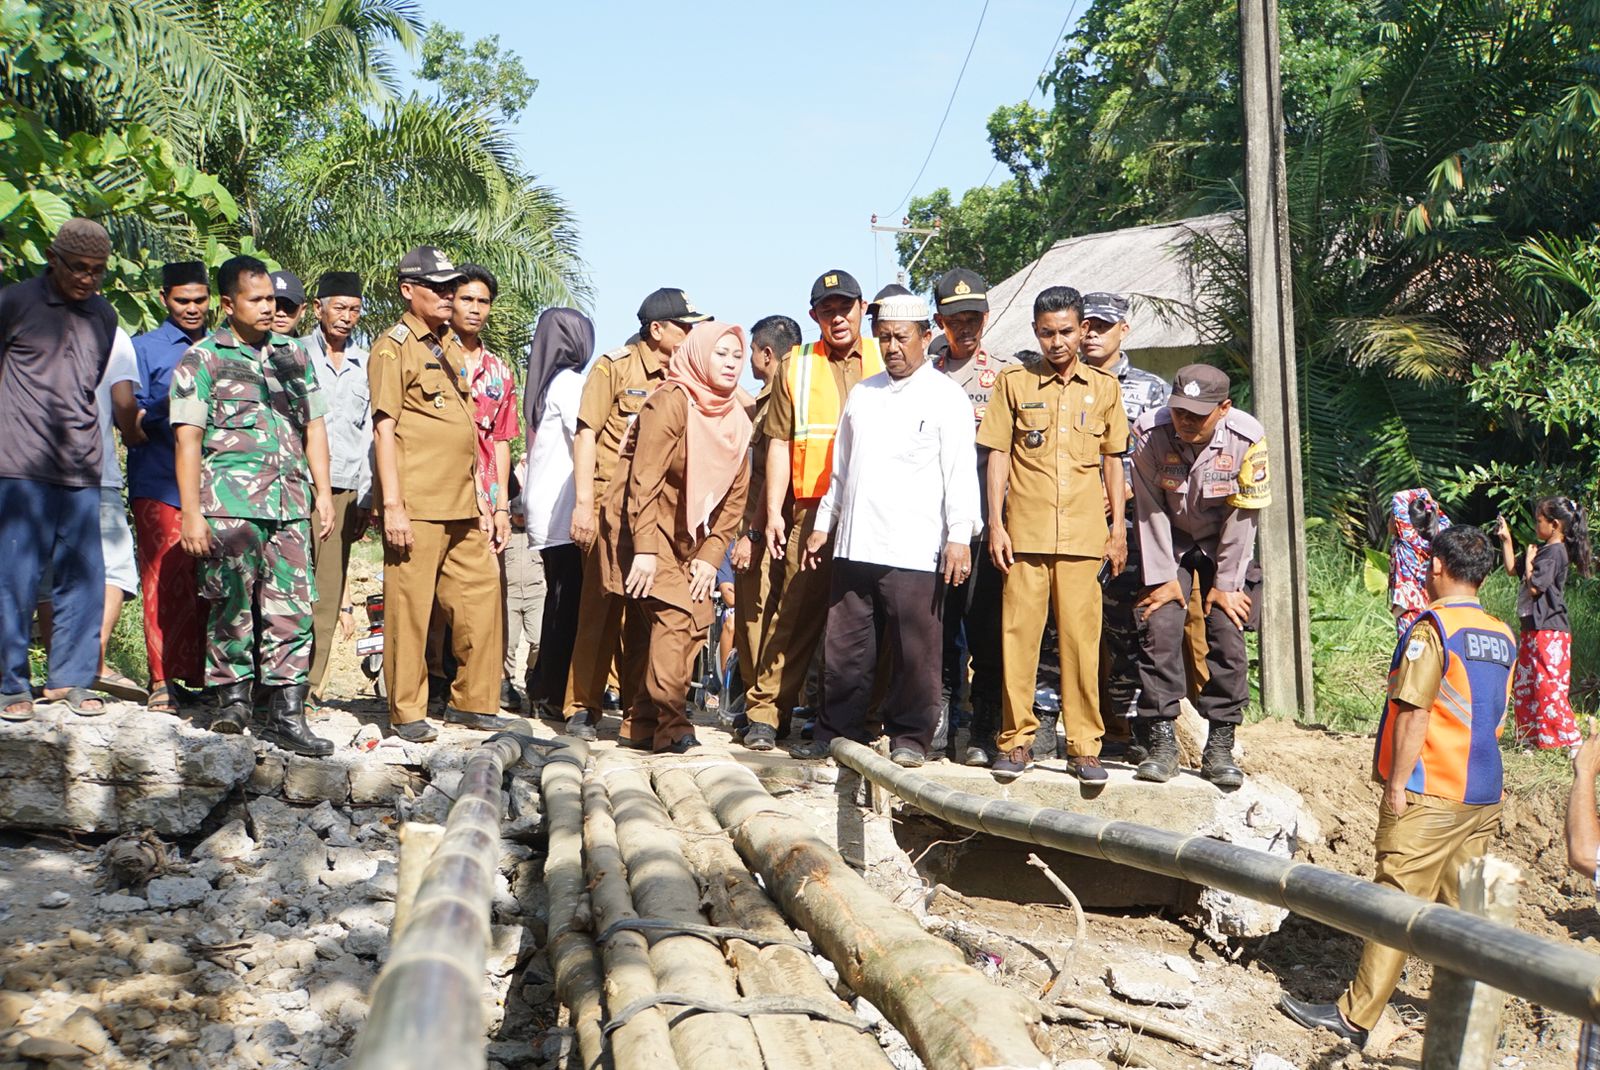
[1512,629,1579,749]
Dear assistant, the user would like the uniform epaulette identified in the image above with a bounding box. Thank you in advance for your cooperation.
[1082,361,1117,380]
[597,345,631,364]
[1223,408,1267,442]
[387,323,410,343]
[1135,406,1175,432]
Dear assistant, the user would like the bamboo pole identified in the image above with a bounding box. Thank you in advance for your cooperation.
[652,766,892,1070]
[583,773,680,1070]
[605,763,764,1070]
[694,762,1052,1070]
[392,822,445,942]
[539,743,608,1070]
[351,723,534,1070]
[1422,856,1522,1070]
[829,738,1600,1025]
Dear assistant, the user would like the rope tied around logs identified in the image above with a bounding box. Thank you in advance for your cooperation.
[596,916,813,951]
[601,993,873,1036]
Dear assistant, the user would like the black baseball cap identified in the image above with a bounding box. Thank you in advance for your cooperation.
[397,246,465,285]
[867,283,912,317]
[270,270,306,307]
[1083,292,1131,324]
[1169,364,1231,415]
[934,268,989,315]
[810,269,863,307]
[636,288,711,328]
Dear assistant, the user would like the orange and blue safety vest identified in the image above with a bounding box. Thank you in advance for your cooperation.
[786,338,883,500]
[1373,601,1514,805]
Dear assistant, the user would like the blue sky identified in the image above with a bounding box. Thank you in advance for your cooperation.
[415,0,1070,348]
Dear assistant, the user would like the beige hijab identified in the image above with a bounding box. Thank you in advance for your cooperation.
[666,321,751,535]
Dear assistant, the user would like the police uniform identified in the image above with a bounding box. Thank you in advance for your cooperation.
[930,269,1015,743]
[745,270,882,737]
[976,355,1129,763]
[369,265,503,728]
[170,318,333,756]
[1130,378,1271,729]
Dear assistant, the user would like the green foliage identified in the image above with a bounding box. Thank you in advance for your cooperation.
[417,21,538,122]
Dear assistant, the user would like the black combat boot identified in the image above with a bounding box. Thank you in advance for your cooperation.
[1201,722,1244,789]
[931,700,951,758]
[259,685,335,757]
[1124,718,1152,766]
[1134,719,1180,783]
[1031,713,1061,762]
[211,681,252,735]
[964,699,1000,767]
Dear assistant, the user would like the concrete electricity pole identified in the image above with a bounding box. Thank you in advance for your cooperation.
[1239,0,1315,718]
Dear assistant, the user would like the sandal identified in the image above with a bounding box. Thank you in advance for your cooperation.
[95,671,149,704]
[146,683,178,714]
[47,687,108,718]
[1,692,33,722]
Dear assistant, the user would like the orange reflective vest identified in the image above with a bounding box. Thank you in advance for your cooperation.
[1373,600,1514,804]
[786,338,883,500]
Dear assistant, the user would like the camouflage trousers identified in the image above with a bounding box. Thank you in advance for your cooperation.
[1100,535,1144,729]
[198,516,314,689]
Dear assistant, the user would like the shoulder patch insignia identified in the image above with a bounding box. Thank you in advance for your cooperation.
[978,368,997,388]
[1405,639,1426,662]
[387,323,410,343]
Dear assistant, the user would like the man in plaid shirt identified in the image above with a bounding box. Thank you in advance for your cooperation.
[1566,724,1600,1066]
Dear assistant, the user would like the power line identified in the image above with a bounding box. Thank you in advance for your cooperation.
[885,0,991,217]
[978,0,1081,190]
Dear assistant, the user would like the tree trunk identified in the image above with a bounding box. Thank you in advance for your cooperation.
[694,763,1051,1070]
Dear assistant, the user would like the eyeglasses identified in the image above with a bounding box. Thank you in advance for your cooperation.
[56,255,108,280]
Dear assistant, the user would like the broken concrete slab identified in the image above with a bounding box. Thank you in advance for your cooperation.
[0,708,254,835]
[1106,963,1194,1007]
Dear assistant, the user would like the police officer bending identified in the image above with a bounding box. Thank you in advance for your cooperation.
[1130,364,1269,787]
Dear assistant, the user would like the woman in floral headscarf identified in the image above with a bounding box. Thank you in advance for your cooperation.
[598,321,751,753]
[1388,488,1451,639]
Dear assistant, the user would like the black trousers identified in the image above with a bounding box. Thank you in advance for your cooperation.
[942,536,1003,710]
[530,543,583,706]
[1135,548,1260,724]
[819,559,943,754]
[1100,527,1143,725]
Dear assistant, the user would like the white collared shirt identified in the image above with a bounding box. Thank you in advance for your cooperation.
[814,359,980,572]
[522,367,584,549]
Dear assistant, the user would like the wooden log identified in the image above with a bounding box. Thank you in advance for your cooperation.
[391,822,444,943]
[582,774,680,1070]
[1422,856,1522,1070]
[694,762,1052,1070]
[652,766,892,1070]
[605,763,764,1070]
[539,747,607,1070]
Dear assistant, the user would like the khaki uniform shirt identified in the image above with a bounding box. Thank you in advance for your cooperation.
[598,388,749,629]
[577,339,667,490]
[368,312,478,522]
[1130,407,1271,591]
[976,358,1129,557]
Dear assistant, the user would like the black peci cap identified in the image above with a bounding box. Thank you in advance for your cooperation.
[316,271,363,299]
[934,268,989,315]
[810,269,863,307]
[1169,364,1231,415]
[161,261,208,291]
[636,288,711,328]
[270,270,306,307]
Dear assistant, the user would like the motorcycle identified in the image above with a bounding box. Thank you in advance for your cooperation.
[356,589,386,699]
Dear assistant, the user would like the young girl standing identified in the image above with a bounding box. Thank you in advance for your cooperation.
[1498,497,1594,749]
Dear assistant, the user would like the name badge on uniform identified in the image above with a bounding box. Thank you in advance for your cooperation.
[1203,481,1233,498]
[1213,454,1237,472]
[1019,401,1047,409]
[625,388,649,397]
[424,362,442,370]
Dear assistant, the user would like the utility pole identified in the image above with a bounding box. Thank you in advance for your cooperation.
[871,216,940,287]
[1239,0,1315,718]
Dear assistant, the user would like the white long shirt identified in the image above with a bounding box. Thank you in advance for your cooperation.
[814,360,980,572]
[522,367,584,549]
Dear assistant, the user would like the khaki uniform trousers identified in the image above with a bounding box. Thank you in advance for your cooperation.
[999,553,1104,756]
[1337,792,1502,1029]
[617,598,701,750]
[309,489,365,698]
[733,540,778,683]
[383,518,502,724]
[744,504,830,731]
[563,539,628,719]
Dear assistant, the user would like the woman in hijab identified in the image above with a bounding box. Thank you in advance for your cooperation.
[599,321,751,752]
[520,307,596,716]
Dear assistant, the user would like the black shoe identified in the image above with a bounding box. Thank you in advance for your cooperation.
[1124,719,1152,767]
[930,702,951,755]
[890,747,925,768]
[617,734,651,750]
[790,739,830,760]
[662,735,701,754]
[1134,719,1180,782]
[565,710,598,741]
[743,723,776,752]
[210,681,251,735]
[799,717,816,741]
[1069,755,1109,782]
[1031,714,1060,762]
[427,674,449,712]
[257,685,335,757]
[499,679,522,713]
[965,701,1000,767]
[602,687,622,713]
[392,719,438,743]
[1202,722,1244,789]
[1278,995,1367,1047]
[991,746,1031,782]
[444,706,515,732]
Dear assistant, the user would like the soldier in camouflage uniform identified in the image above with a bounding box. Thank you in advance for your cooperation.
[1080,293,1171,756]
[172,255,336,757]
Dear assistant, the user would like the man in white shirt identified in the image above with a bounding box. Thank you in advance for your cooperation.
[793,293,980,766]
